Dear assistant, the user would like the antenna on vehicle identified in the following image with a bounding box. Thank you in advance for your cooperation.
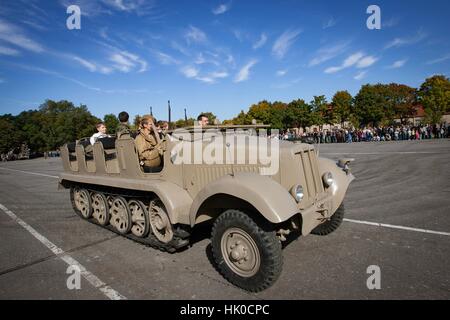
[168,100,171,130]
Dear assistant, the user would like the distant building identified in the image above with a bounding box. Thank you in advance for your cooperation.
[393,105,450,125]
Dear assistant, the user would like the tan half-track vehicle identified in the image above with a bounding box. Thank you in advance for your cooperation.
[59,126,354,292]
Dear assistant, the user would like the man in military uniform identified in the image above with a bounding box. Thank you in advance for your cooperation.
[135,115,165,172]
[116,111,131,138]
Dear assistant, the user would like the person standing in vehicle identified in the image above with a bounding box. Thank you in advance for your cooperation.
[135,115,163,169]
[116,111,131,138]
[197,114,209,127]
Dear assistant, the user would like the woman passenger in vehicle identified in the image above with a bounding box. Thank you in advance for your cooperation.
[135,115,163,170]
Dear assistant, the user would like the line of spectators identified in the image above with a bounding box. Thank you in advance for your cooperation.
[281,123,450,143]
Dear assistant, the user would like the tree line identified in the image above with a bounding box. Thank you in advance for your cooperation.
[0,75,448,154]
[224,75,450,130]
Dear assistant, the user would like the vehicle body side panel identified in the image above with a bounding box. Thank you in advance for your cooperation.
[188,172,299,226]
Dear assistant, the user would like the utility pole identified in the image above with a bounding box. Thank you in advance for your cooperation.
[168,100,171,129]
[184,108,187,122]
[150,106,153,117]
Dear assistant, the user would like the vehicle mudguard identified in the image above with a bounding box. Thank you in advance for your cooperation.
[189,172,299,226]
[318,157,355,214]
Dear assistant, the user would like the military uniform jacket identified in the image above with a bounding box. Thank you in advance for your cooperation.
[116,123,131,139]
[135,130,161,167]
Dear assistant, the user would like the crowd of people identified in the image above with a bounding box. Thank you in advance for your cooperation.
[280,123,450,143]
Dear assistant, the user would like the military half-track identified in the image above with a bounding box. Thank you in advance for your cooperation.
[59,125,354,292]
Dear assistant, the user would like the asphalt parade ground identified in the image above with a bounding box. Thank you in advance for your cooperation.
[0,139,449,300]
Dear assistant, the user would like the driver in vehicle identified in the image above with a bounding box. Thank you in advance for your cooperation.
[135,115,165,171]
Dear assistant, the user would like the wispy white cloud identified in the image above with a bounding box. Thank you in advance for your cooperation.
[272,29,302,59]
[154,51,180,65]
[323,17,337,29]
[0,45,20,56]
[387,59,408,69]
[212,2,231,15]
[110,51,148,73]
[232,29,248,42]
[356,55,378,68]
[308,41,350,67]
[234,59,258,82]
[185,25,207,44]
[385,29,427,49]
[72,56,113,74]
[171,41,190,56]
[324,52,365,74]
[354,70,367,81]
[194,52,219,66]
[181,65,199,78]
[60,0,112,17]
[196,71,229,84]
[0,19,44,53]
[21,20,48,31]
[426,54,450,65]
[276,70,287,77]
[253,33,267,49]
[101,0,156,15]
[14,63,146,93]
[180,64,228,83]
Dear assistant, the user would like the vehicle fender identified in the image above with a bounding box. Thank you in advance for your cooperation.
[189,172,299,226]
[318,157,355,214]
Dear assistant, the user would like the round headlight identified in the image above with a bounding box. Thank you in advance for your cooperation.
[291,184,304,202]
[322,172,334,187]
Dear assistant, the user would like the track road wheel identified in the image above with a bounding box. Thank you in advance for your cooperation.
[128,199,150,238]
[149,199,173,243]
[91,192,110,226]
[71,188,92,219]
[211,209,283,292]
[110,196,132,234]
[310,203,345,236]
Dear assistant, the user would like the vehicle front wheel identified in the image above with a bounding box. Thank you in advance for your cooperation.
[211,209,282,292]
[310,203,345,236]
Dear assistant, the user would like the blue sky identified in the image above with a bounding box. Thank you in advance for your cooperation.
[0,0,449,122]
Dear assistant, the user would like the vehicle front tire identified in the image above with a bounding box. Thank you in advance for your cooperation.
[211,209,282,292]
[310,203,345,236]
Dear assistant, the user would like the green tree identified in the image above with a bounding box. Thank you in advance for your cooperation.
[310,95,330,127]
[247,100,273,126]
[354,84,388,126]
[285,99,312,129]
[174,118,195,128]
[386,83,416,124]
[331,91,352,126]
[418,75,450,124]
[227,110,252,125]
[0,116,21,154]
[104,114,119,134]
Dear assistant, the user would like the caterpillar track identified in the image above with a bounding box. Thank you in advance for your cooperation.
[68,184,191,253]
